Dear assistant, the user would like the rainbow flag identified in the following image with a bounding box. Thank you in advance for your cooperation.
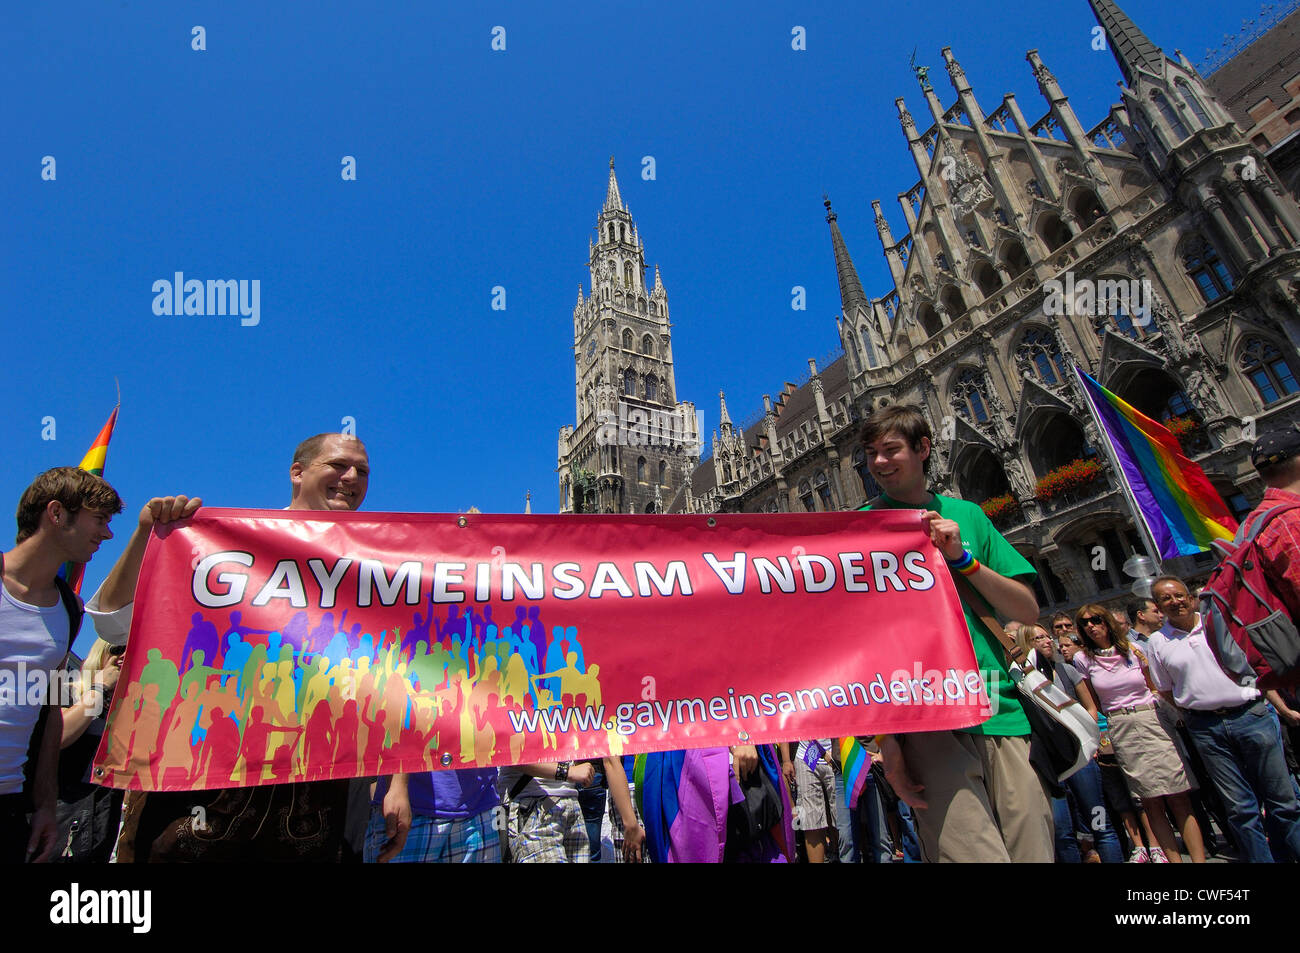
[840,736,869,809]
[60,406,118,594]
[1075,369,1236,558]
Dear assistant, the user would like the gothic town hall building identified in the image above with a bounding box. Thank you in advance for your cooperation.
[559,0,1300,617]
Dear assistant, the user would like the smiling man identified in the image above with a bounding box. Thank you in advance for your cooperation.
[858,405,1050,863]
[93,433,372,862]
[2,467,123,862]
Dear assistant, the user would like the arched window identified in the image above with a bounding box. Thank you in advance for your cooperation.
[813,471,833,510]
[917,303,942,338]
[619,224,625,242]
[1002,240,1031,278]
[624,369,637,396]
[1091,280,1148,340]
[1069,188,1104,224]
[1153,91,1190,142]
[641,333,654,355]
[622,328,634,350]
[940,285,966,319]
[1184,239,1234,302]
[1176,80,1212,128]
[1239,337,1300,403]
[798,479,816,512]
[658,460,667,486]
[646,377,658,401]
[1017,328,1067,384]
[953,368,990,424]
[1039,213,1072,252]
[973,261,1002,297]
[852,448,880,498]
[608,224,616,243]
[637,456,647,483]
[859,322,882,370]
[624,260,634,289]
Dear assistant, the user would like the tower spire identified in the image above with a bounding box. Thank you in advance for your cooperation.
[719,390,732,430]
[824,196,869,319]
[604,155,625,212]
[1087,0,1167,87]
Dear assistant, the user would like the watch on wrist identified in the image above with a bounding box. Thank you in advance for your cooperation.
[555,761,571,782]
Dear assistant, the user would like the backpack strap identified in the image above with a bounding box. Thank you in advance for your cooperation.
[0,552,81,660]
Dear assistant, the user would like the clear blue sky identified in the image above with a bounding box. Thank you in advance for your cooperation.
[1,0,1275,639]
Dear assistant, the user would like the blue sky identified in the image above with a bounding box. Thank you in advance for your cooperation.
[1,0,1276,640]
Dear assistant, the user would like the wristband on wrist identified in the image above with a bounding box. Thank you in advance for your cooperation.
[555,761,571,782]
[946,549,974,570]
[956,557,981,576]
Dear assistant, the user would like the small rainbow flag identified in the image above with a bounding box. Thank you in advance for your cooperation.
[61,406,118,594]
[840,737,869,809]
[1075,368,1236,558]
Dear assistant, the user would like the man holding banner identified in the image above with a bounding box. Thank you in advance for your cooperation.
[91,433,370,861]
[860,406,1052,863]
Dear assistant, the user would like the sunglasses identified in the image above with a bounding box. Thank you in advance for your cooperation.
[1079,616,1109,627]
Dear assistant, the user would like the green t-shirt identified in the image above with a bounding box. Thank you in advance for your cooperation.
[861,492,1035,736]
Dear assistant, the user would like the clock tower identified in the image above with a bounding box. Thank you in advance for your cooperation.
[557,158,699,514]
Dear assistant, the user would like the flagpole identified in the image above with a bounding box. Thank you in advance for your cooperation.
[1072,365,1165,575]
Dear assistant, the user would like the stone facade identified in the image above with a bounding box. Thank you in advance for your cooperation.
[675,0,1300,618]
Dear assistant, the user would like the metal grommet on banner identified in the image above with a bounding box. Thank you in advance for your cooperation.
[457,516,468,528]
[93,767,104,778]
[707,517,716,527]
[440,752,453,766]
[737,730,750,742]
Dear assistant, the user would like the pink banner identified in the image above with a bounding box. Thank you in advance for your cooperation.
[94,509,989,790]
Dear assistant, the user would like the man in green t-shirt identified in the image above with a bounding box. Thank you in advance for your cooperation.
[859,405,1051,862]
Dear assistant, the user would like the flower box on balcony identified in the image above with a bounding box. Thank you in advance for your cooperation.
[1034,458,1103,501]
[980,493,1022,523]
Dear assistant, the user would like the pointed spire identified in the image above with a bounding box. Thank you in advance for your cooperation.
[824,196,869,318]
[1087,0,1166,87]
[604,156,625,213]
[651,263,664,296]
[719,390,732,430]
[524,490,532,515]
[576,285,584,306]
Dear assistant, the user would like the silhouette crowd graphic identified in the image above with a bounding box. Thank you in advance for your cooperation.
[97,592,609,790]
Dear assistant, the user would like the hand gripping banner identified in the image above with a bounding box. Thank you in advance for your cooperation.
[93,508,989,791]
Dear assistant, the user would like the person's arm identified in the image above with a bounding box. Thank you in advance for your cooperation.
[96,496,202,612]
[27,706,62,862]
[779,742,796,791]
[515,763,594,786]
[1076,677,1100,722]
[875,734,926,810]
[377,773,411,863]
[922,511,1038,624]
[603,756,644,862]
[1266,690,1300,727]
[730,745,758,780]
[61,655,122,747]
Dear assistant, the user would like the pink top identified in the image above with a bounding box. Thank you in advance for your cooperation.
[1073,651,1154,711]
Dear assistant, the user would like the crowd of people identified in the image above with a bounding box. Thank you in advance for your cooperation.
[3,411,1300,863]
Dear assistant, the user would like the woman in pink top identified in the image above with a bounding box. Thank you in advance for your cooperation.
[1072,603,1205,864]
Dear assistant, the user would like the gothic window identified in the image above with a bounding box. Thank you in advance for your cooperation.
[814,470,833,510]
[624,369,637,396]
[1184,239,1234,302]
[966,229,981,248]
[940,285,965,319]
[1002,240,1031,278]
[1069,188,1104,224]
[619,224,625,242]
[1039,213,1072,251]
[624,260,634,289]
[953,367,991,424]
[1239,337,1300,404]
[852,448,880,498]
[1027,179,1044,198]
[608,224,616,243]
[936,252,951,271]
[994,208,1009,226]
[1176,80,1212,128]
[915,303,942,338]
[659,460,667,486]
[799,479,816,512]
[622,328,634,350]
[859,323,881,370]
[723,461,733,483]
[1017,328,1067,385]
[637,456,647,483]
[641,333,654,355]
[1091,283,1148,341]
[973,261,1002,298]
[646,377,658,401]
[1152,91,1190,141]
